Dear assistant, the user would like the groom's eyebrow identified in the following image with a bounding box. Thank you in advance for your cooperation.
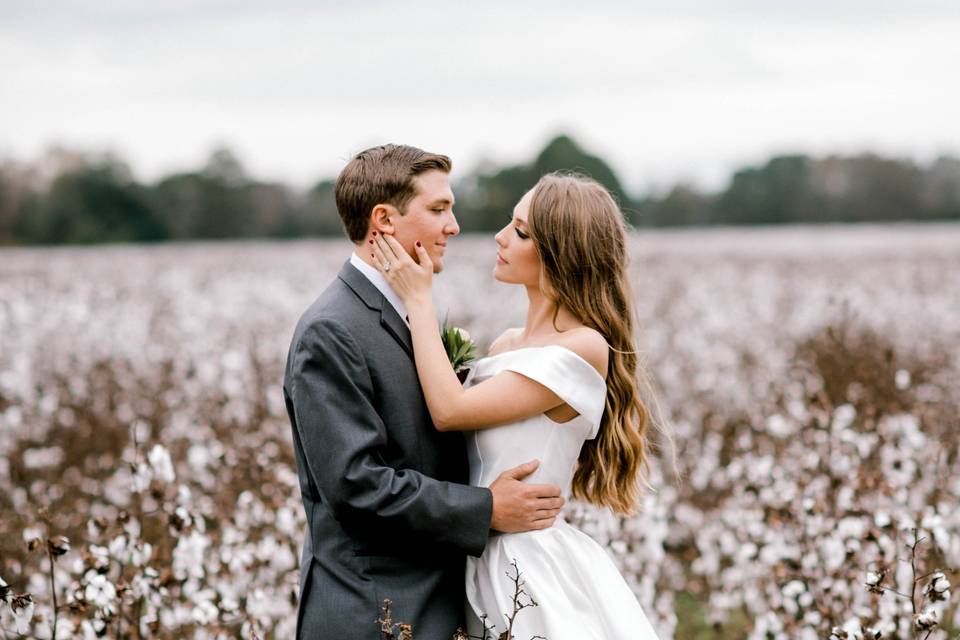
[428,197,455,207]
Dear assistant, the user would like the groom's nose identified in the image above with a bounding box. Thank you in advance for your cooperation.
[444,211,460,236]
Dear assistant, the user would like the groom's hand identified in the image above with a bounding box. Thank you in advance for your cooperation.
[489,460,565,533]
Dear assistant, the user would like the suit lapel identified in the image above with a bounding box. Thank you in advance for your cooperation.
[379,304,414,360]
[338,260,414,361]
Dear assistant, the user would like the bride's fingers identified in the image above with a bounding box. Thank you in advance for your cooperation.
[373,233,405,265]
[377,232,403,260]
[382,234,408,262]
[372,235,400,270]
[369,238,392,276]
[412,239,434,272]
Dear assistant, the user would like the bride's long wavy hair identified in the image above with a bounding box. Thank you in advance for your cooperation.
[527,172,667,514]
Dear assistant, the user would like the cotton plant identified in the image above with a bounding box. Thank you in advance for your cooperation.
[1,233,959,638]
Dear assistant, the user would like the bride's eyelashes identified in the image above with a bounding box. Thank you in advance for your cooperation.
[508,215,529,240]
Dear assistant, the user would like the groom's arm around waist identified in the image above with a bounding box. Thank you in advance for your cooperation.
[287,315,492,557]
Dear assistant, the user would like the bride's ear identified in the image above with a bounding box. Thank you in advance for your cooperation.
[370,204,397,235]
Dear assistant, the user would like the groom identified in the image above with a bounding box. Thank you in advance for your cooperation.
[283,144,565,639]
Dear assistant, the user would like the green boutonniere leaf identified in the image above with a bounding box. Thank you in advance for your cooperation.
[439,318,477,374]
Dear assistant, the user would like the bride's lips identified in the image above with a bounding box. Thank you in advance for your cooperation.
[496,252,508,265]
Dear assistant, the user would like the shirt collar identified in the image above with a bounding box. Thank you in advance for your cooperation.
[350,251,409,327]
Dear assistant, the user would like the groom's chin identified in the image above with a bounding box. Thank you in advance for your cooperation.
[432,261,444,274]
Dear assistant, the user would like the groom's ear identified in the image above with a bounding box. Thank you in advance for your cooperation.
[369,204,398,236]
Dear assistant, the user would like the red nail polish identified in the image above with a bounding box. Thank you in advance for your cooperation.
[369,239,373,244]
[372,231,378,236]
[416,241,421,247]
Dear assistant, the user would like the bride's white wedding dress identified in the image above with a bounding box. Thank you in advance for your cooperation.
[463,345,660,639]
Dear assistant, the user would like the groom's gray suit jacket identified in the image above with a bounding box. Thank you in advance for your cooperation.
[283,260,493,640]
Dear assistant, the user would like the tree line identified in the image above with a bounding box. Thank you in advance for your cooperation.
[1,135,958,245]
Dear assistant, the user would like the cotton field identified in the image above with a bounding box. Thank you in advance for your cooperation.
[1,223,958,639]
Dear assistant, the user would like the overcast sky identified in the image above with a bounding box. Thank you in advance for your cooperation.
[2,0,958,194]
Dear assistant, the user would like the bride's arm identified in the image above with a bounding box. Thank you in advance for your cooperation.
[371,234,599,431]
[406,302,566,431]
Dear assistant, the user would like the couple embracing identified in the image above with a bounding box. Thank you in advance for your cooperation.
[283,144,662,639]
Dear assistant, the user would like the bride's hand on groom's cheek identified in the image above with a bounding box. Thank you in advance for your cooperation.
[370,232,434,304]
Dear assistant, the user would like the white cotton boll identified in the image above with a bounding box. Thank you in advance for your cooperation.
[894,369,911,390]
[187,444,210,470]
[147,444,176,483]
[177,483,193,506]
[798,626,818,640]
[782,580,806,598]
[275,506,300,538]
[131,461,153,492]
[130,541,153,567]
[924,572,951,602]
[765,413,793,437]
[80,619,101,640]
[173,531,210,580]
[838,617,865,639]
[245,588,272,621]
[84,574,117,609]
[109,535,128,558]
[222,350,245,372]
[22,446,65,469]
[898,516,917,533]
[836,486,857,512]
[874,511,891,528]
[131,419,151,443]
[609,539,628,557]
[837,516,866,540]
[747,611,775,640]
[89,545,110,570]
[914,605,939,630]
[832,404,857,431]
[191,590,219,625]
[22,525,43,543]
[4,406,24,429]
[854,433,878,458]
[10,597,35,634]
[830,452,854,475]
[822,537,847,571]
[737,542,758,561]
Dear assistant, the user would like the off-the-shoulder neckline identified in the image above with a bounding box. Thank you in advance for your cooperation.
[476,344,606,383]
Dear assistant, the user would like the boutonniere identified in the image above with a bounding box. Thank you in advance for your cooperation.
[440,319,477,383]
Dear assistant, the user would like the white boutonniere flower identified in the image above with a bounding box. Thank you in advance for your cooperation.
[440,320,477,383]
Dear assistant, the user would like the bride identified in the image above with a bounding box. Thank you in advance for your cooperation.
[371,172,662,639]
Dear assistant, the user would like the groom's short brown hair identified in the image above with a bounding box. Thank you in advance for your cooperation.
[334,144,452,243]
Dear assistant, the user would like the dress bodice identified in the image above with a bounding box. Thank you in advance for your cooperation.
[462,345,607,495]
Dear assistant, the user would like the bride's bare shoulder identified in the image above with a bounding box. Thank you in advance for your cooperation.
[555,327,610,379]
[488,328,523,357]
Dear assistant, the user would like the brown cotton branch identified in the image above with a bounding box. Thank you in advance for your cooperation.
[46,548,59,640]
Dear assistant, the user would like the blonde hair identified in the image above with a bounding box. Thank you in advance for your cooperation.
[527,172,665,514]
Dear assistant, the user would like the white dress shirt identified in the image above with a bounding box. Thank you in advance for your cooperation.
[350,251,409,327]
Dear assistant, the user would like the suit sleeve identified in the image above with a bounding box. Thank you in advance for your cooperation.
[288,316,492,557]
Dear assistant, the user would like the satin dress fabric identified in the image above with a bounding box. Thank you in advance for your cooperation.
[463,345,660,639]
